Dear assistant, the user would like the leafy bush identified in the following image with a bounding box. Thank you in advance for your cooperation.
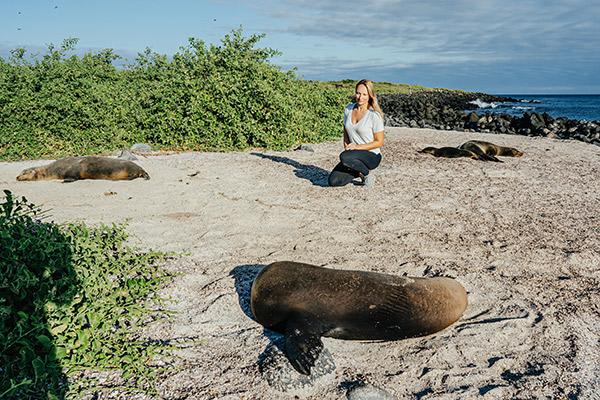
[0,29,349,160]
[0,191,172,399]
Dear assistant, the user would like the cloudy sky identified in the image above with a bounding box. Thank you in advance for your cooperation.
[1,0,598,94]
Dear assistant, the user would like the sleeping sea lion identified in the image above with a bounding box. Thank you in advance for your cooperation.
[251,261,468,375]
[456,142,502,162]
[16,156,150,182]
[459,140,524,158]
[418,146,479,160]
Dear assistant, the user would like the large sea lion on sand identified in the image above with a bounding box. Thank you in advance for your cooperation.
[16,156,150,182]
[251,261,468,375]
[459,140,524,158]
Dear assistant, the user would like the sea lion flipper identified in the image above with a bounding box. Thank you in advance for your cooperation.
[479,153,503,163]
[284,323,324,375]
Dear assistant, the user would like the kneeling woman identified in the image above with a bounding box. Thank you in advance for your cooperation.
[328,79,384,187]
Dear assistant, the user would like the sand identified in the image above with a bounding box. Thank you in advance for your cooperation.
[1,127,599,399]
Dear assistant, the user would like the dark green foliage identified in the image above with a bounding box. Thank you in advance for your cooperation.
[0,29,349,160]
[0,191,75,399]
[0,191,172,398]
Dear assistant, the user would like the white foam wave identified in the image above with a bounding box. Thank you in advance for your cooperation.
[513,106,533,111]
[469,99,498,109]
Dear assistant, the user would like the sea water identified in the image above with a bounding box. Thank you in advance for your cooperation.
[469,94,600,122]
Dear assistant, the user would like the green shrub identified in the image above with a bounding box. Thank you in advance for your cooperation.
[0,29,349,160]
[0,191,172,399]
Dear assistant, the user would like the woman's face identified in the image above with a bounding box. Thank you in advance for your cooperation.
[355,84,370,107]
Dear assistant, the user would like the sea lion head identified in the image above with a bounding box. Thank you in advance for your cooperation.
[418,147,437,154]
[16,167,41,181]
[128,163,150,180]
[510,148,524,157]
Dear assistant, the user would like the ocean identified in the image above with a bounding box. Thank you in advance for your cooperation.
[468,94,600,122]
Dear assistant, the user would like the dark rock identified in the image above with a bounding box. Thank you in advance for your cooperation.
[530,112,546,129]
[378,90,600,147]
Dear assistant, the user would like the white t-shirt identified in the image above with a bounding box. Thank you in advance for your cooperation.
[343,103,384,155]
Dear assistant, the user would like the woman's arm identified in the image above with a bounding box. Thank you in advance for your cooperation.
[345,130,384,151]
[343,127,350,147]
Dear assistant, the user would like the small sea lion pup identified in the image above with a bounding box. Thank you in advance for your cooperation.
[459,140,524,158]
[16,156,150,182]
[418,146,479,160]
[251,261,468,375]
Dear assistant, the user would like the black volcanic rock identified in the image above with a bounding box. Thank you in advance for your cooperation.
[379,90,600,147]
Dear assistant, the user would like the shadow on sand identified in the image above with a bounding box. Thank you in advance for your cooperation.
[229,265,290,365]
[228,264,286,358]
[250,152,330,187]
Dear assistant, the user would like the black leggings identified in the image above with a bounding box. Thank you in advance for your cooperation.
[328,150,382,187]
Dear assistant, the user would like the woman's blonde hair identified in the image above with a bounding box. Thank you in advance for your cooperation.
[355,79,384,118]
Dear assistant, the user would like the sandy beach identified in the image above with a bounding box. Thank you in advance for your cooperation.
[1,127,599,399]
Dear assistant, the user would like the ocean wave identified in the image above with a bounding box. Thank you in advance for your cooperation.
[520,99,541,103]
[513,106,534,111]
[469,99,498,109]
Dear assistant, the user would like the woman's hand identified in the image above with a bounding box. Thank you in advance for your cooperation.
[345,143,358,150]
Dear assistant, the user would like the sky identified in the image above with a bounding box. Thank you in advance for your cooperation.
[1,0,599,94]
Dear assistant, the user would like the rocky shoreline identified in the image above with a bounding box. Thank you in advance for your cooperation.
[379,91,600,146]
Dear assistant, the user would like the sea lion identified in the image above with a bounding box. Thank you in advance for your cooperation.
[418,146,479,160]
[455,142,502,162]
[459,140,524,158]
[16,156,150,182]
[251,261,468,375]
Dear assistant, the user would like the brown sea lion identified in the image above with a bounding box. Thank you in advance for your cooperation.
[455,142,502,162]
[16,156,150,182]
[459,140,524,158]
[251,261,468,375]
[418,146,479,160]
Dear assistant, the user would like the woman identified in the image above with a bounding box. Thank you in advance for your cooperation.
[328,79,384,187]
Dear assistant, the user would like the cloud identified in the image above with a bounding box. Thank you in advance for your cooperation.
[247,0,600,92]
[269,0,598,56]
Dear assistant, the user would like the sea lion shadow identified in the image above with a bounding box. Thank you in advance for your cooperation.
[250,152,329,187]
[229,264,296,373]
[229,264,264,321]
